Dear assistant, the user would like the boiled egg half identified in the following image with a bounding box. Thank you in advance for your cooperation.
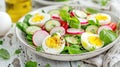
[81,32,104,51]
[29,13,50,26]
[87,13,111,25]
[42,33,65,54]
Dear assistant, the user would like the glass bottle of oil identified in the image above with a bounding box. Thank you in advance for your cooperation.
[5,0,32,23]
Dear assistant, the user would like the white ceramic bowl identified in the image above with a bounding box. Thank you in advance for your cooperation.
[16,5,120,61]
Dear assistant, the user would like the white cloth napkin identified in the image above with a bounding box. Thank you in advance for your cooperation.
[82,41,120,67]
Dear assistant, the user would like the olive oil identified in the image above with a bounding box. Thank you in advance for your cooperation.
[5,0,32,22]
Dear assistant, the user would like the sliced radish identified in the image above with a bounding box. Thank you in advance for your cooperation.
[98,25,112,34]
[67,28,84,34]
[78,18,88,25]
[50,26,65,36]
[32,30,49,46]
[70,11,75,17]
[51,15,61,20]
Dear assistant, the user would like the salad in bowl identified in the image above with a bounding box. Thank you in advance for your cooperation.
[16,5,120,61]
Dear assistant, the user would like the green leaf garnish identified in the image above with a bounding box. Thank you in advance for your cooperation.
[100,0,110,6]
[15,49,21,54]
[88,20,100,26]
[78,64,81,67]
[61,44,87,54]
[16,22,29,33]
[60,9,70,21]
[69,17,81,29]
[0,48,10,59]
[45,63,51,67]
[23,14,32,25]
[36,46,44,52]
[99,29,117,45]
[25,61,37,67]
[0,40,3,45]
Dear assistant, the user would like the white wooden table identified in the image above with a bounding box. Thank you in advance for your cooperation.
[0,0,120,67]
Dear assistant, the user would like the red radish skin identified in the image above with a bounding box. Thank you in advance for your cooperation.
[80,21,88,24]
[67,28,84,35]
[52,15,61,20]
[59,20,68,31]
[78,18,88,25]
[50,26,65,36]
[70,11,75,17]
[98,26,112,34]
[32,30,49,46]
[108,22,117,31]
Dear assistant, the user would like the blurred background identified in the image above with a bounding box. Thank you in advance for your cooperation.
[0,0,119,23]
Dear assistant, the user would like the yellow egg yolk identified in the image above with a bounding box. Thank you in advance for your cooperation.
[88,36,103,47]
[45,35,61,49]
[32,13,44,22]
[95,14,108,20]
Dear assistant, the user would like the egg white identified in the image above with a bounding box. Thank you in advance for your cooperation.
[81,32,104,51]
[0,12,12,36]
[42,35,65,54]
[29,13,50,26]
[87,13,111,25]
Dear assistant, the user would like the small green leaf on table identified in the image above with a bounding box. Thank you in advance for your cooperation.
[25,61,37,67]
[15,49,21,54]
[0,48,10,59]
[46,63,51,67]
[0,40,3,45]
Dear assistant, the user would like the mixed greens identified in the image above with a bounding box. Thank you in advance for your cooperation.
[17,5,118,54]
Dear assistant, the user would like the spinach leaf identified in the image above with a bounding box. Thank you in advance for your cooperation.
[16,22,28,33]
[23,14,32,25]
[60,9,70,21]
[61,45,87,54]
[68,45,83,54]
[26,34,32,41]
[36,46,44,52]
[69,17,81,29]
[25,61,37,67]
[0,48,10,59]
[99,29,117,45]
[100,0,110,6]
[88,20,100,26]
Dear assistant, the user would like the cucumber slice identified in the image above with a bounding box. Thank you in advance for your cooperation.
[45,20,61,31]
[50,26,65,35]
[86,25,98,34]
[74,10,87,18]
[26,26,41,35]
[48,9,60,16]
[64,35,81,45]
